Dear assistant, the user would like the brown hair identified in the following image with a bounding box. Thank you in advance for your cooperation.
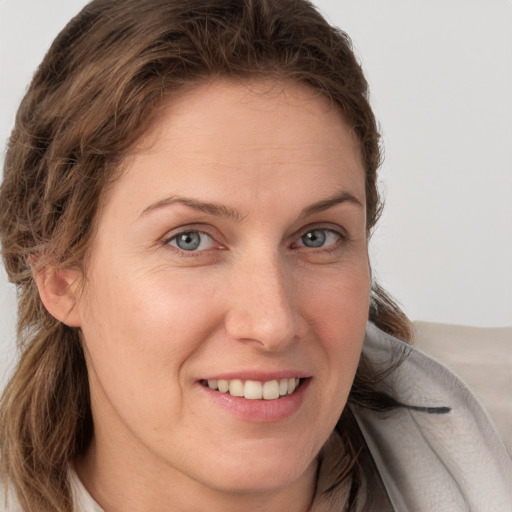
[0,0,411,510]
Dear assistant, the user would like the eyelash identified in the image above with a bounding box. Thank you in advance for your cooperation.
[292,228,346,252]
[163,225,347,257]
[166,231,218,253]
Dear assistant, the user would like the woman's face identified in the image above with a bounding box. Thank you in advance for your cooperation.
[75,79,370,501]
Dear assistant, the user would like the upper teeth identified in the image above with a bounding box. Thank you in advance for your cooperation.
[206,378,300,400]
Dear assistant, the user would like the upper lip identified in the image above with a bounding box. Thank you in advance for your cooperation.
[199,371,311,382]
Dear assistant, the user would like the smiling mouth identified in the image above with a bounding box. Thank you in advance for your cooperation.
[200,378,305,400]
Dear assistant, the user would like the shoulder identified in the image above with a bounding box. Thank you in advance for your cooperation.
[352,323,512,512]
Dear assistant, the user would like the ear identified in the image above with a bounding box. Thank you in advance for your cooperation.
[33,265,83,328]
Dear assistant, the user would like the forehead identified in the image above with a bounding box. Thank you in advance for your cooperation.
[109,78,365,218]
[141,78,361,155]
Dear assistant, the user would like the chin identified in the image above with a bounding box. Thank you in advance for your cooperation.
[197,438,318,494]
[211,463,312,495]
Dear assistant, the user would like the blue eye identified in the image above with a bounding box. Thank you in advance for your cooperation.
[298,229,340,248]
[168,231,215,251]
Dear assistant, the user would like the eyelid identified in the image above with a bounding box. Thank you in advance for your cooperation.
[291,223,348,244]
[161,224,225,252]
[168,231,214,250]
[290,222,350,254]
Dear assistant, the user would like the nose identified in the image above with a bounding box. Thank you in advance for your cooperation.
[224,254,301,351]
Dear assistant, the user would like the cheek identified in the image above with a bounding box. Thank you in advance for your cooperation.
[299,262,370,390]
[78,262,230,384]
[77,265,222,422]
[300,258,370,333]
[81,261,221,347]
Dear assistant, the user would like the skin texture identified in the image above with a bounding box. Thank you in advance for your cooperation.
[56,79,371,512]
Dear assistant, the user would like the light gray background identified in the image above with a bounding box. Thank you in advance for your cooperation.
[1,1,512,385]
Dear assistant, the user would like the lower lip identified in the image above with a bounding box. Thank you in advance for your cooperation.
[197,379,310,423]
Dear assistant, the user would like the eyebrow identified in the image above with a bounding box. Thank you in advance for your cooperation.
[299,190,363,217]
[140,196,245,221]
[140,189,363,221]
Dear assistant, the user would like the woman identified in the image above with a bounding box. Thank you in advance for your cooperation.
[0,1,510,511]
